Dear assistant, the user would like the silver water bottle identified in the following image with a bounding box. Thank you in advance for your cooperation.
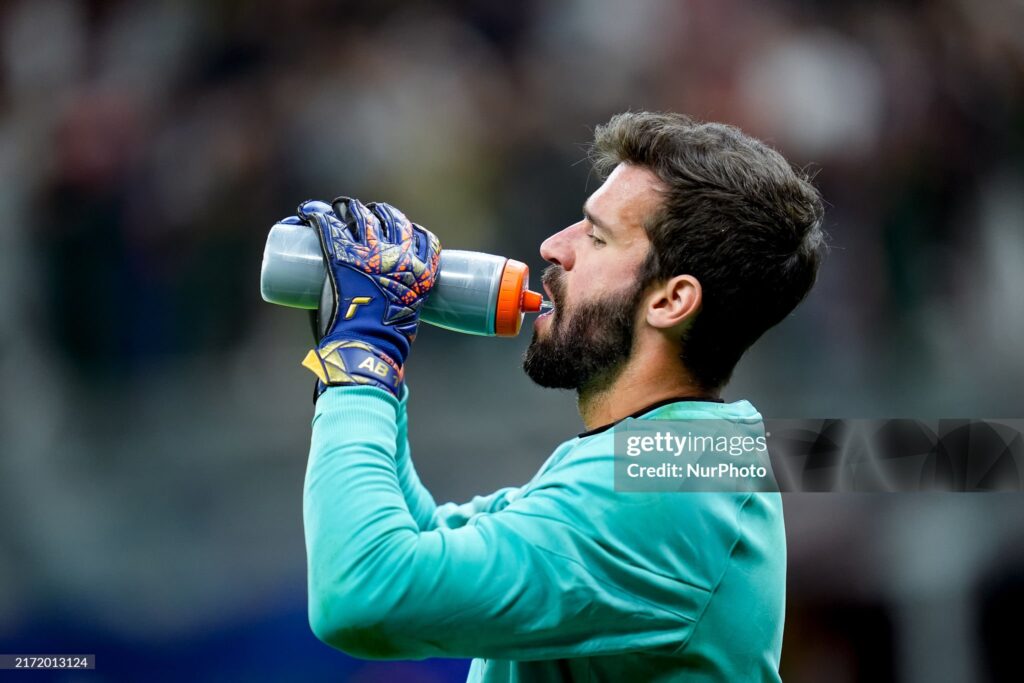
[260,221,546,337]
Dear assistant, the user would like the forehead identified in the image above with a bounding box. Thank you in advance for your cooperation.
[587,163,666,233]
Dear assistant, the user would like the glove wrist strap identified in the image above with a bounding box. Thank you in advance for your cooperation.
[302,340,404,399]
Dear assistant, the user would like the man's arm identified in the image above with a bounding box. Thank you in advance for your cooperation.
[304,387,708,661]
[392,385,437,530]
[395,385,521,531]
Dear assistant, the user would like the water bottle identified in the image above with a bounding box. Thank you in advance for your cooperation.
[260,222,548,337]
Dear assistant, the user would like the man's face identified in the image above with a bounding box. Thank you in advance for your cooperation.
[523,163,664,391]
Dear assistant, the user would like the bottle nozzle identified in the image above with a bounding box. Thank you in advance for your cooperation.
[521,289,543,312]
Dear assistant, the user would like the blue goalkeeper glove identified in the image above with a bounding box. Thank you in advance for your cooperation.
[286,197,441,399]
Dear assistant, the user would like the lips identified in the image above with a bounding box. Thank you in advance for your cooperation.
[533,309,553,331]
[540,283,556,318]
[537,266,563,324]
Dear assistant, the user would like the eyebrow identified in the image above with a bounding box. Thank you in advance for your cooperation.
[582,200,614,234]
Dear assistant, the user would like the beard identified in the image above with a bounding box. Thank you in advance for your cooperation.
[522,266,645,393]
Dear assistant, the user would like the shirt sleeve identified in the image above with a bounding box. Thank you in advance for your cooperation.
[394,385,520,531]
[393,385,438,530]
[304,387,712,661]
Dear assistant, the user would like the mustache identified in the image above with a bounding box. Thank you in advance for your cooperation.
[541,265,565,307]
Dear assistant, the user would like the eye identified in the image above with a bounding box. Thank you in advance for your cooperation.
[587,232,606,247]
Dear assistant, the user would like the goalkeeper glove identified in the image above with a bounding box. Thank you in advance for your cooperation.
[285,197,441,399]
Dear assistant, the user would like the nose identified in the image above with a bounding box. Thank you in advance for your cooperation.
[539,222,581,270]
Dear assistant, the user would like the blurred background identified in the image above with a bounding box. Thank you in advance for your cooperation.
[1,0,1023,680]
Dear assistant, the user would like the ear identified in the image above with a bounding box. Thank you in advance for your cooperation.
[645,275,701,332]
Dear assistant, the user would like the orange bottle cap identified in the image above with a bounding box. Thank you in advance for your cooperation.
[521,289,543,313]
[494,259,530,337]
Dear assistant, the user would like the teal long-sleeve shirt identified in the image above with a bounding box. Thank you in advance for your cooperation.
[304,386,786,682]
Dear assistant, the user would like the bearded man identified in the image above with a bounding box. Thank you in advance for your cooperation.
[293,112,824,682]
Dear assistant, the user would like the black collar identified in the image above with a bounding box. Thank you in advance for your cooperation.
[577,395,725,439]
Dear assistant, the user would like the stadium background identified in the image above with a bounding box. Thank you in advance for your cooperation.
[2,0,1023,680]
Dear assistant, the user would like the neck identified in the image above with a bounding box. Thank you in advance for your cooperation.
[576,343,717,431]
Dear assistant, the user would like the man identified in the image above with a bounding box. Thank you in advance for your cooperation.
[294,112,824,681]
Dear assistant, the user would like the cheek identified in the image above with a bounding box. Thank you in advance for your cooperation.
[576,259,640,301]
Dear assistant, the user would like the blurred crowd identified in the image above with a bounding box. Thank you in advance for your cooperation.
[2,0,1023,681]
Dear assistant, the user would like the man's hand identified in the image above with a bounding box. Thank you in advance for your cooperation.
[287,197,441,399]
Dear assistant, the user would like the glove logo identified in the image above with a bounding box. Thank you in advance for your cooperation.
[344,296,373,320]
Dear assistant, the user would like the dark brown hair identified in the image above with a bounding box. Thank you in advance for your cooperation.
[591,111,825,390]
